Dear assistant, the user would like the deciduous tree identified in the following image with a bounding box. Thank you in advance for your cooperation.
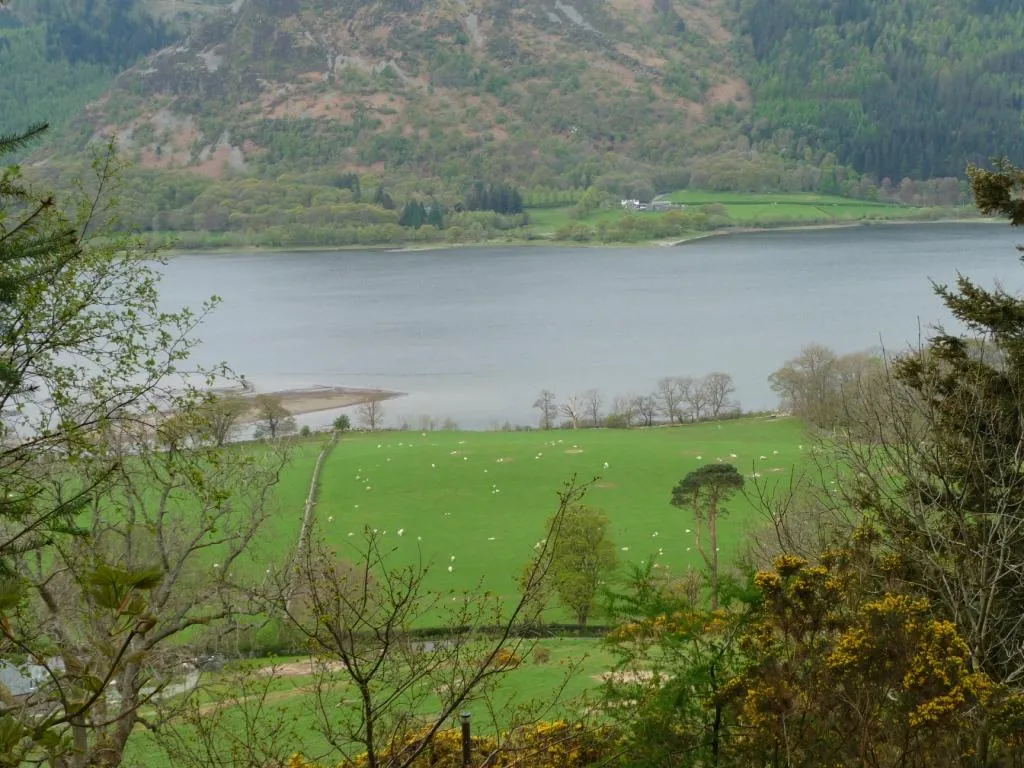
[533,390,557,430]
[197,393,250,446]
[252,394,296,439]
[632,394,658,427]
[356,398,384,431]
[547,504,617,628]
[701,372,736,418]
[15,425,286,768]
[583,389,604,428]
[559,394,585,429]
[0,134,243,765]
[655,377,686,424]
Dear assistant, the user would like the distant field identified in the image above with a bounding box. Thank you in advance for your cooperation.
[659,190,935,227]
[661,190,896,207]
[525,191,963,241]
[713,202,925,225]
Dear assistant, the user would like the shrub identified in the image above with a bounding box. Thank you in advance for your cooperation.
[492,647,523,669]
[288,721,620,768]
[533,646,551,665]
[605,413,630,429]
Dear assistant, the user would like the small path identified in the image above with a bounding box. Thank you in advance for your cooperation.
[254,660,347,677]
[286,431,339,611]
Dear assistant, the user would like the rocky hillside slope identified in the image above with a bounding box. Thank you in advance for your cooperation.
[57,0,748,188]
[8,0,1024,199]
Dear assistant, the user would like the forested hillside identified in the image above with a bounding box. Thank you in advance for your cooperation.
[0,0,183,146]
[740,0,1024,180]
[47,0,749,189]
[6,0,1023,190]
[1,0,1011,246]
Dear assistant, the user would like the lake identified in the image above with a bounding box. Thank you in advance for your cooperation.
[159,223,1024,429]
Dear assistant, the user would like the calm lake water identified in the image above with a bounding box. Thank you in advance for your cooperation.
[159,223,1024,429]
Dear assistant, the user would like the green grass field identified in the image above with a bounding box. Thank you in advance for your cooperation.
[124,418,809,765]
[267,418,807,615]
[524,191,964,241]
[660,190,933,227]
[660,191,894,206]
[125,638,618,767]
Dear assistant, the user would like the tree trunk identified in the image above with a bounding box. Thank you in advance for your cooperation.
[362,682,377,768]
[709,499,720,611]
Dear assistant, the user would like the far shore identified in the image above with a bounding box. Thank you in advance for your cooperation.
[665,216,998,246]
[162,214,992,258]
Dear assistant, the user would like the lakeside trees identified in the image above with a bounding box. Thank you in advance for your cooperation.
[252,394,297,440]
[769,344,883,429]
[534,373,741,430]
[357,398,385,431]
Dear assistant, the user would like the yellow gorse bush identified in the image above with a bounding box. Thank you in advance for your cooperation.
[284,720,619,768]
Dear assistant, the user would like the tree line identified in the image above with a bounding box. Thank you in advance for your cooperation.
[532,373,739,430]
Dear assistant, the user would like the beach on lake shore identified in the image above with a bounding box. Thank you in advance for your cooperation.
[239,386,403,420]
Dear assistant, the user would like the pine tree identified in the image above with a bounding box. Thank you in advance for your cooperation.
[426,201,445,229]
[398,198,426,229]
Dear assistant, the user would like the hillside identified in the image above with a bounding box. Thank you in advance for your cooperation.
[52,0,748,189]
[740,0,1024,181]
[0,0,186,148]
[2,0,1013,246]
[6,0,1024,189]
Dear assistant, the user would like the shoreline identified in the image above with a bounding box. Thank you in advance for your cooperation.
[239,385,405,420]
[665,216,996,246]
[161,214,990,258]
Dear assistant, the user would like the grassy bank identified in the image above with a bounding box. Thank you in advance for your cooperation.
[122,417,809,764]
[145,191,977,253]
[216,418,808,613]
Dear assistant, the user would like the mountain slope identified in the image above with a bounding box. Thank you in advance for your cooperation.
[0,0,184,148]
[59,0,750,187]
[739,0,1024,180]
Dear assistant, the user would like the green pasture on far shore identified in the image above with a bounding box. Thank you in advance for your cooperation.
[524,190,969,240]
[660,190,894,206]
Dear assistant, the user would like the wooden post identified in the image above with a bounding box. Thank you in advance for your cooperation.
[460,712,472,768]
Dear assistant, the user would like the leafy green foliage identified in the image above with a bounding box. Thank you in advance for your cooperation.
[547,504,617,628]
[0,124,84,573]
